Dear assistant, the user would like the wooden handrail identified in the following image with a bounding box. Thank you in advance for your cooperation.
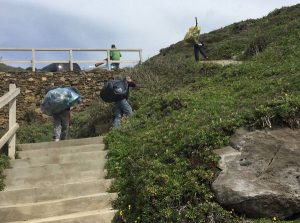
[0,88,20,109]
[0,48,143,71]
[0,123,19,149]
[0,84,20,159]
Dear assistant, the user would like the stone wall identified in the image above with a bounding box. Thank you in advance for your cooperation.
[0,70,120,128]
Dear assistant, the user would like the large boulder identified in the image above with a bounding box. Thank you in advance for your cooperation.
[212,128,300,219]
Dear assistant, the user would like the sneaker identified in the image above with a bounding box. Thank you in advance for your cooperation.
[54,139,60,142]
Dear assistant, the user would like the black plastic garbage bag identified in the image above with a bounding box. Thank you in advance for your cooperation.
[100,79,128,103]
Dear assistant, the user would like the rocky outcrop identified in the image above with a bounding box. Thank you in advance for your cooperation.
[0,70,120,128]
[212,128,300,219]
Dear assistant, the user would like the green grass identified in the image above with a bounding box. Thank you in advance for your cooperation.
[254,219,300,223]
[104,4,300,223]
[17,122,53,143]
[0,153,9,191]
[105,59,300,223]
[0,4,299,222]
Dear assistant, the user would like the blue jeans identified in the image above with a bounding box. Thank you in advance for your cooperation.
[113,99,133,128]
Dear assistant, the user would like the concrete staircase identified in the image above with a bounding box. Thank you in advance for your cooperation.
[0,137,117,223]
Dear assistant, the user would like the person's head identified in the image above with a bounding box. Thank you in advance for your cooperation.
[111,44,116,48]
[126,76,132,82]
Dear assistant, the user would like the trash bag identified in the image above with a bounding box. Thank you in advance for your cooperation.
[184,25,201,44]
[100,79,128,103]
[40,87,81,116]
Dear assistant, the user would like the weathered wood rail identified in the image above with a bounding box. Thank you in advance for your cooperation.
[0,48,143,71]
[0,84,20,159]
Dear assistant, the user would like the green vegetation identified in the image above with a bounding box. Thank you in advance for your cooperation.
[0,4,299,222]
[69,101,114,138]
[158,4,300,61]
[17,123,53,143]
[254,219,300,223]
[104,4,300,223]
[0,150,9,191]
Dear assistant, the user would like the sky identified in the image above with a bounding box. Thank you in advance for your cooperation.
[0,0,299,68]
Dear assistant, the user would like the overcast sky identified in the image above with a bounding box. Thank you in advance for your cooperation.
[0,0,299,67]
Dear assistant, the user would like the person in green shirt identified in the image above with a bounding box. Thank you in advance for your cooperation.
[110,44,122,70]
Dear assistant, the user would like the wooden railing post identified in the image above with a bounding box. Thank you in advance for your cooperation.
[8,84,17,159]
[31,49,36,72]
[107,49,111,70]
[69,49,74,71]
[139,50,143,64]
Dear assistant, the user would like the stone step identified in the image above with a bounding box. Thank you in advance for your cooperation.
[10,150,107,168]
[18,137,104,151]
[0,192,118,222]
[0,179,113,206]
[18,144,105,159]
[5,159,106,180]
[5,169,107,190]
[10,209,117,223]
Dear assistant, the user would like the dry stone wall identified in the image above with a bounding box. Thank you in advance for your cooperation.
[0,70,119,129]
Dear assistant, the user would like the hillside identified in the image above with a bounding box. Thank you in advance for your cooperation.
[156,4,300,61]
[0,63,24,72]
[8,3,300,223]
[104,4,300,223]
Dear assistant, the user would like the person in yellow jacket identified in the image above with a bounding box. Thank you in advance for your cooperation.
[184,19,208,61]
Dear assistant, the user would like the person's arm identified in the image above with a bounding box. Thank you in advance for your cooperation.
[128,81,136,88]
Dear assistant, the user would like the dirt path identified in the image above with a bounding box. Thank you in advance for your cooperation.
[202,60,242,66]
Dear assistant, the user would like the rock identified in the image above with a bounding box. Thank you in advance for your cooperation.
[42,77,47,81]
[212,128,300,219]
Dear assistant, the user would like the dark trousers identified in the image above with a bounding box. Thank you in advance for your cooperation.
[112,63,120,70]
[194,43,207,61]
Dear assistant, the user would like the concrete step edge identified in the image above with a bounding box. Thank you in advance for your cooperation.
[4,160,107,178]
[0,179,114,206]
[6,156,107,171]
[0,192,117,209]
[2,179,113,193]
[10,150,108,168]
[4,170,107,190]
[0,193,117,222]
[10,209,117,223]
[18,137,104,151]
[18,143,105,155]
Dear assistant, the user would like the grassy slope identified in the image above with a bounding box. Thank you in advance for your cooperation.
[105,4,300,223]
[0,63,24,72]
[158,4,300,61]
[1,4,299,222]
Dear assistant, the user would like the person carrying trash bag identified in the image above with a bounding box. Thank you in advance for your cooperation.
[184,17,208,61]
[40,86,81,141]
[100,76,136,128]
